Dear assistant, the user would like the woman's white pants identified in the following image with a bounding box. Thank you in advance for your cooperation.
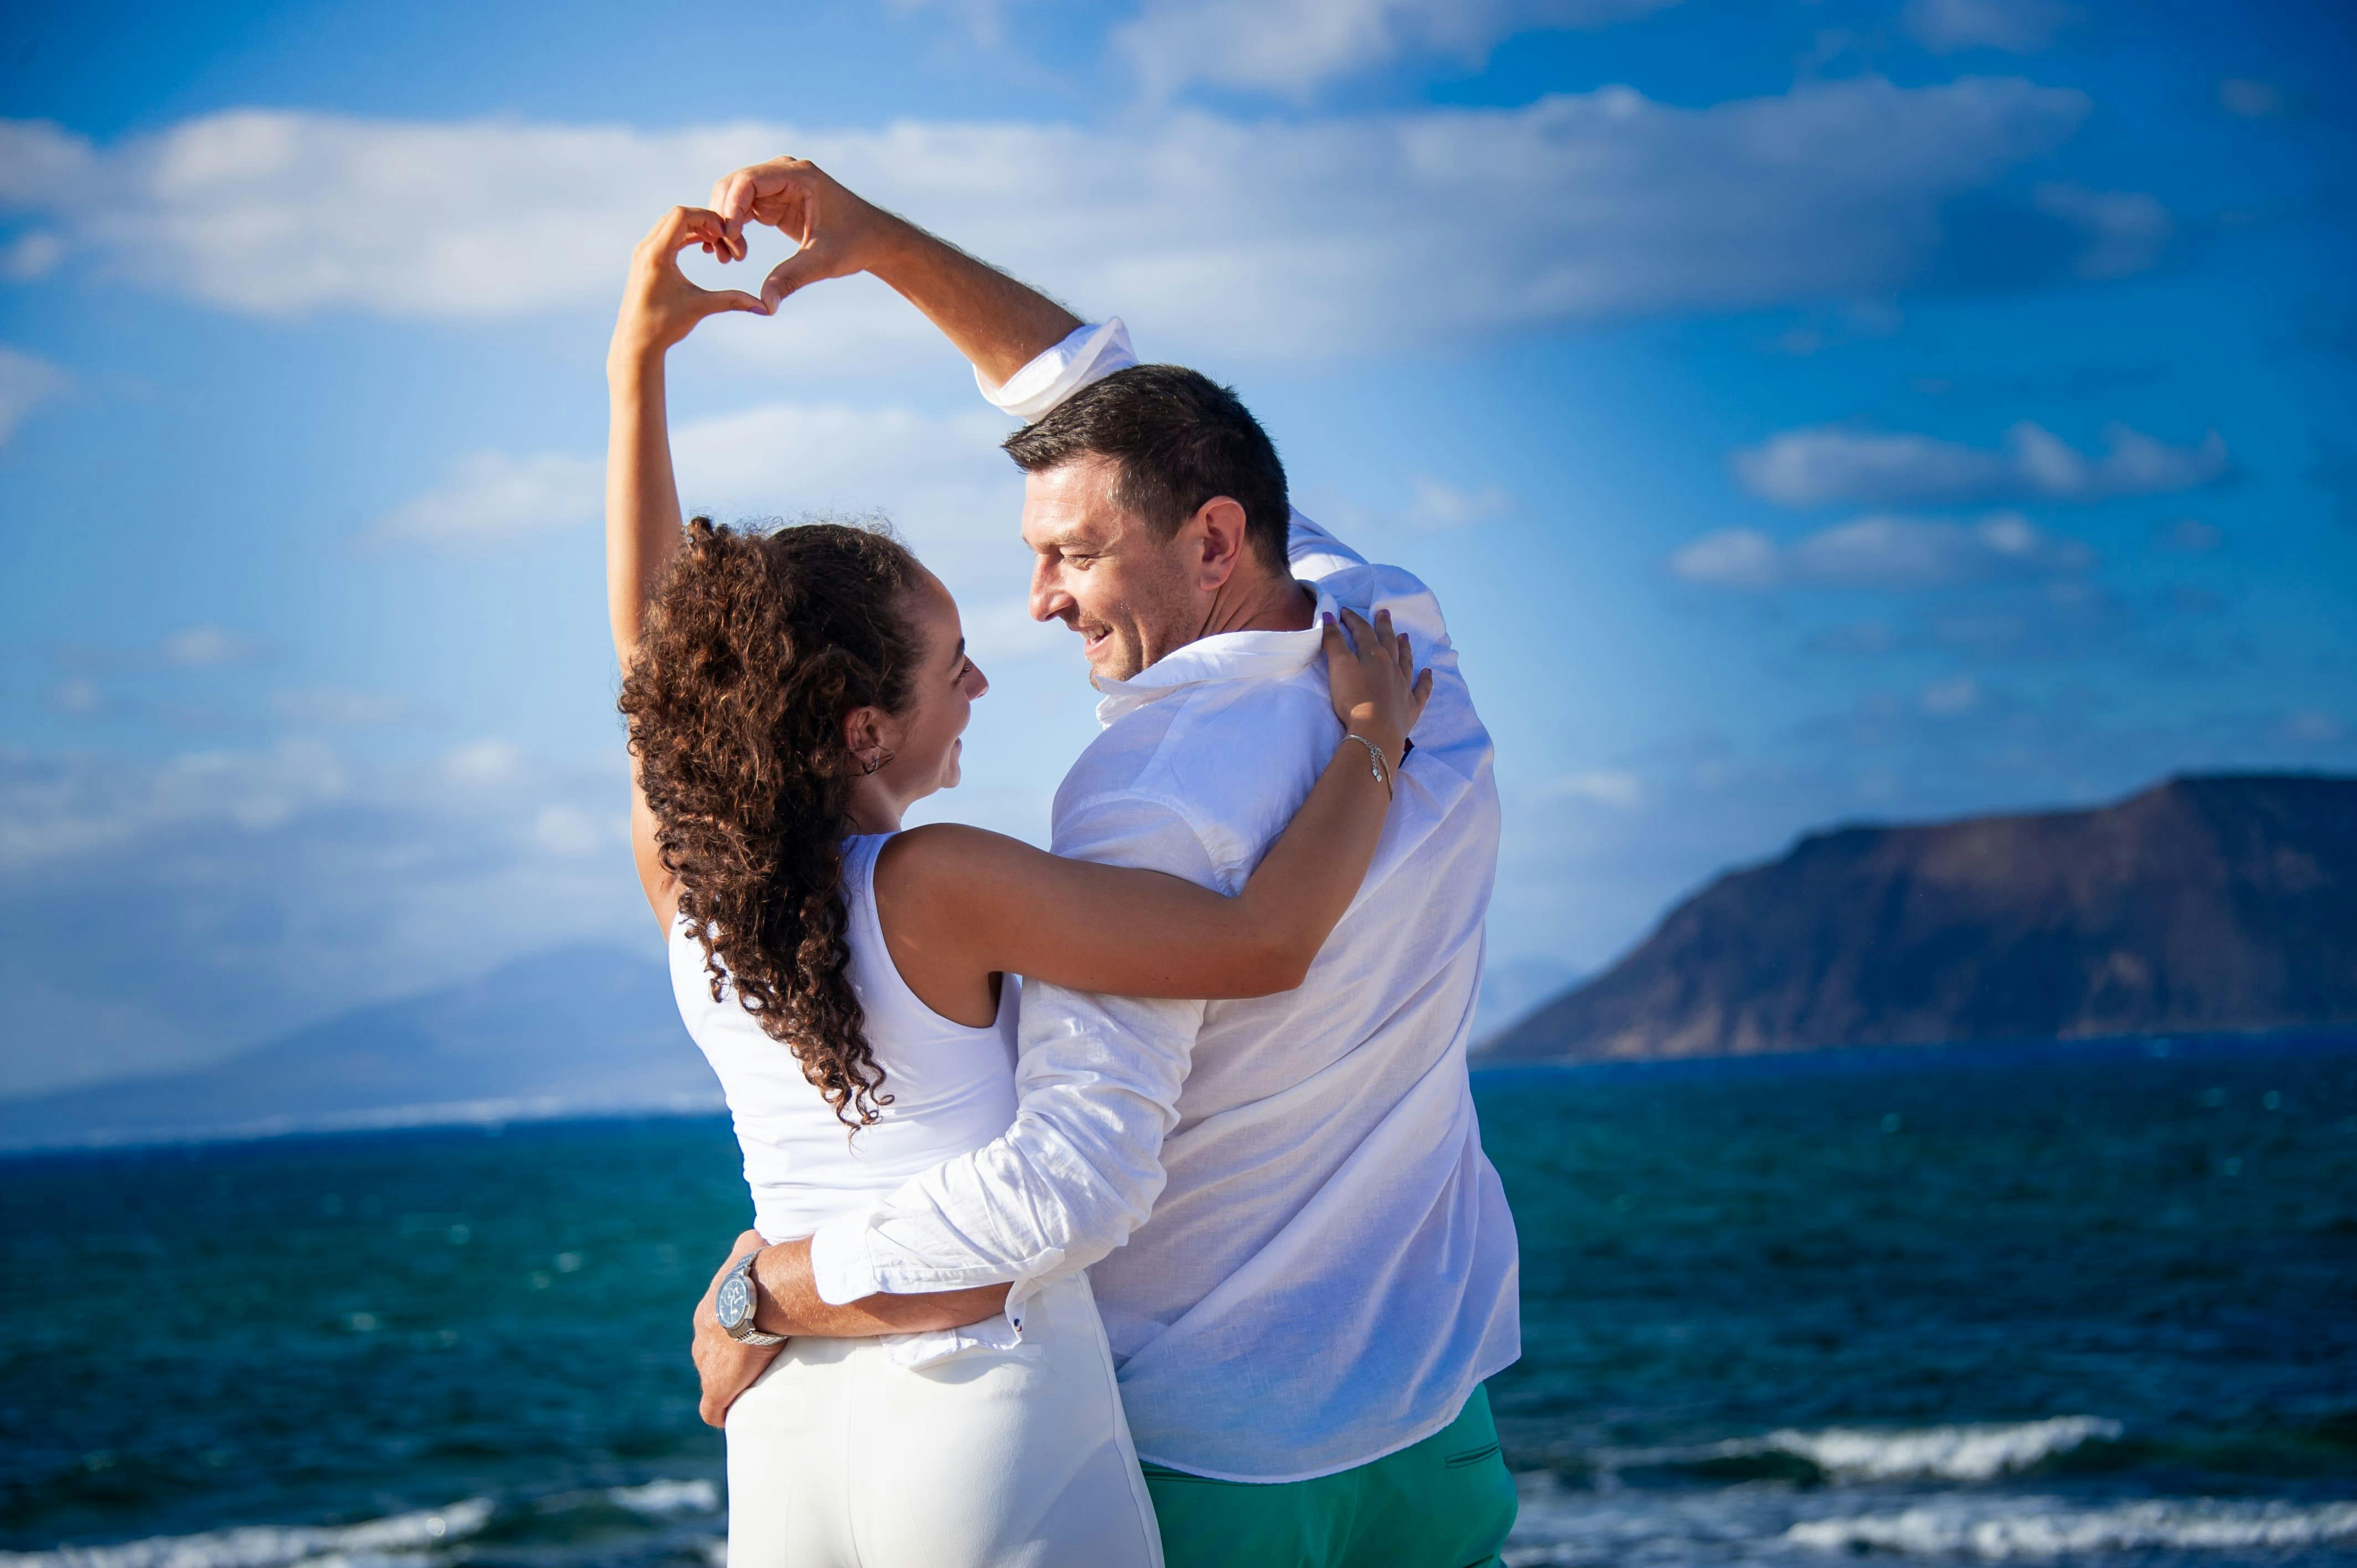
[723,1272,1161,1568]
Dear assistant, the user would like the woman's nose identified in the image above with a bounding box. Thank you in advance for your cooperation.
[966,661,990,699]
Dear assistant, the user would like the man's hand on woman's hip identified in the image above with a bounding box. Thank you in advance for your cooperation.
[691,1229,783,1428]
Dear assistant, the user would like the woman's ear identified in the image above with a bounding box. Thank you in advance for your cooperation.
[841,705,906,771]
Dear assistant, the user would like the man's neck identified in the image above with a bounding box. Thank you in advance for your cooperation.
[1195,567,1316,643]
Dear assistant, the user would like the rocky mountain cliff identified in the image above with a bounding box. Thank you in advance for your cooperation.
[1481,773,2357,1064]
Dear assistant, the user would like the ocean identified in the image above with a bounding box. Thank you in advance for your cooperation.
[4,1030,2353,1566]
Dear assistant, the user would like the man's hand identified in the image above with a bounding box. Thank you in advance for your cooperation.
[702,153,1080,386]
[689,1230,784,1428]
[706,158,906,313]
[610,207,768,368]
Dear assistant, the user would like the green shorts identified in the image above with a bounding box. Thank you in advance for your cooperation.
[1143,1385,1518,1568]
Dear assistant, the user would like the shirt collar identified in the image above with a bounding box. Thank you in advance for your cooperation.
[1093,583,1337,726]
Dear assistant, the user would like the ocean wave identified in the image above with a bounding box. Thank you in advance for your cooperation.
[0,1500,493,1568]
[1504,1477,2357,1567]
[1785,1497,2357,1557]
[1604,1416,2123,1483]
[603,1479,721,1518]
[1761,1416,2124,1482]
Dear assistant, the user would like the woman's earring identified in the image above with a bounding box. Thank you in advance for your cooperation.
[861,748,896,776]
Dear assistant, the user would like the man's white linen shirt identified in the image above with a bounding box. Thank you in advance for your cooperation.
[808,321,1521,1483]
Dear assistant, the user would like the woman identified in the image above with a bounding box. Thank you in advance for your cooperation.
[606,207,1429,1567]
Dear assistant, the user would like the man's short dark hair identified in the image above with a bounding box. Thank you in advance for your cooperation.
[1002,364,1290,572]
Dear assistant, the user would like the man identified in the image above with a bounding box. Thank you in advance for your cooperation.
[690,157,1521,1566]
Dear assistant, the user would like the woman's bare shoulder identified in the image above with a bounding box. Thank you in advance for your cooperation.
[873,823,1043,907]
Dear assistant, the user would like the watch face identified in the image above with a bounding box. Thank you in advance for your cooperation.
[717,1268,753,1330]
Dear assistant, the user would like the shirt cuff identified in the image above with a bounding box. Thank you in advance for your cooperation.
[806,1213,882,1307]
[977,318,1137,422]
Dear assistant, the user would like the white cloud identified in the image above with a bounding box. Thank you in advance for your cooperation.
[1903,0,2073,54]
[2217,78,2286,118]
[0,737,650,1095]
[1671,511,2091,591]
[1667,528,1780,589]
[162,625,261,667]
[0,344,69,445]
[2,231,63,281]
[1402,474,1514,530]
[1733,421,2227,509]
[50,677,102,715]
[1918,674,1981,715]
[2151,517,2221,555]
[272,687,411,728]
[370,450,604,545]
[444,738,526,787]
[532,803,621,857]
[1548,768,1644,807]
[1116,0,1678,101]
[2031,183,2171,280]
[0,78,2092,358]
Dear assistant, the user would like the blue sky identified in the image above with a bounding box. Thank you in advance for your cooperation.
[2,0,2352,1096]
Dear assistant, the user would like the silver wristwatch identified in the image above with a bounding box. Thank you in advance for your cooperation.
[716,1250,788,1345]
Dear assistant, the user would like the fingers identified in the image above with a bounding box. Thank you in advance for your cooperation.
[656,205,732,257]
[698,287,770,318]
[760,244,830,311]
[711,169,760,261]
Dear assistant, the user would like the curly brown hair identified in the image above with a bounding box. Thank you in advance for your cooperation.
[620,516,924,1129]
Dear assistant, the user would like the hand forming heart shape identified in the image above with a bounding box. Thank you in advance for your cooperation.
[699,156,896,313]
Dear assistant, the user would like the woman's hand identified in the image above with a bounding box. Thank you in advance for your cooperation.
[610,207,768,370]
[688,1230,783,1428]
[1322,606,1432,771]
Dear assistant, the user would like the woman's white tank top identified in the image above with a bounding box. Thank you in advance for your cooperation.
[670,832,1020,1245]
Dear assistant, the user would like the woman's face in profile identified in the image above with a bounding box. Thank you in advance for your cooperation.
[887,570,989,798]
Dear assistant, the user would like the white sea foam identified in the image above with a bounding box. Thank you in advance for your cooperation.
[1763,1416,2124,1482]
[0,1500,493,1568]
[1502,1472,2357,1566]
[1603,1416,2123,1483]
[604,1479,721,1517]
[1785,1497,2357,1557]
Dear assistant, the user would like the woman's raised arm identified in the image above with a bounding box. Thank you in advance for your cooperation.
[886,607,1432,1000]
[605,208,766,925]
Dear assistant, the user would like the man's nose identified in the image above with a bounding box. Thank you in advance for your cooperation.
[1030,561,1072,623]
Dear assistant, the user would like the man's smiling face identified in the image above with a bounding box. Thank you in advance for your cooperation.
[1020,453,1197,683]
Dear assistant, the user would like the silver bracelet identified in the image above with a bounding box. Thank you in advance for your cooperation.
[1344,734,1393,800]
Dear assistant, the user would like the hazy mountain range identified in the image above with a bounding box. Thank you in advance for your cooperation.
[0,947,717,1152]
[6,772,2350,1151]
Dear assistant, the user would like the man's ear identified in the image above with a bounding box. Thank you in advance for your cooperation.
[1184,496,1250,592]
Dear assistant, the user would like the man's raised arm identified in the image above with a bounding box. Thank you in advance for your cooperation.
[707,157,1088,392]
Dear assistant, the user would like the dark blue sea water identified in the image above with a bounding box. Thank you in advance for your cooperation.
[4,1031,2354,1567]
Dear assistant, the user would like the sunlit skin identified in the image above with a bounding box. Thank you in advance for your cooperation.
[1021,454,1316,684]
[839,568,990,829]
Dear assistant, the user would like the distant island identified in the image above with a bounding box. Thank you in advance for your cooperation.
[1480,773,2357,1065]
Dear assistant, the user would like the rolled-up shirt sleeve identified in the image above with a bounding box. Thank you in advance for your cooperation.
[806,790,1217,1306]
[977,318,1138,421]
